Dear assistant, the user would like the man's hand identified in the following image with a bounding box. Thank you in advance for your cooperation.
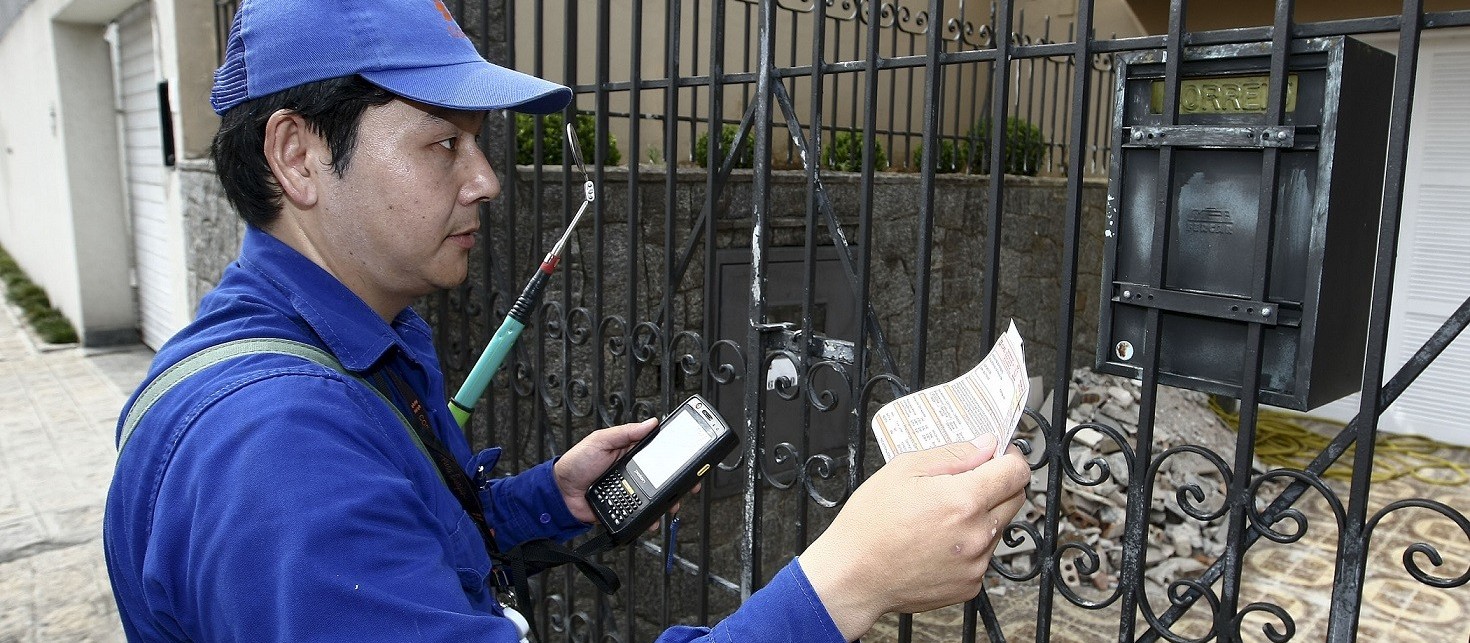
[553,418,658,524]
[799,435,1030,641]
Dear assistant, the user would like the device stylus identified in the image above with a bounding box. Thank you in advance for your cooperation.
[450,123,595,427]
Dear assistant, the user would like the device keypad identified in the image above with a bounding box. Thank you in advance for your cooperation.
[592,474,644,526]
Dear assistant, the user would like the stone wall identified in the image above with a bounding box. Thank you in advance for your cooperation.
[503,166,1109,389]
[178,159,244,314]
[180,162,1108,386]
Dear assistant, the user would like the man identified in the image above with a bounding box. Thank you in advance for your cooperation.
[103,0,1030,641]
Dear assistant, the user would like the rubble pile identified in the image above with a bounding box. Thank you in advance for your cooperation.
[997,368,1272,596]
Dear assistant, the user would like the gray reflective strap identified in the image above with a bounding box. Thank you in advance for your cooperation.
[116,338,439,486]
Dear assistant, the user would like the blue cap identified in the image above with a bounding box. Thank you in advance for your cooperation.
[210,0,572,116]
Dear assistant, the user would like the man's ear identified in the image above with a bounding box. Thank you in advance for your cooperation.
[262,110,323,209]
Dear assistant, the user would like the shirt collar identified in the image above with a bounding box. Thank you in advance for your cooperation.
[237,226,433,373]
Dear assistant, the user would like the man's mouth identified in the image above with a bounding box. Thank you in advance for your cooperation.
[448,230,478,249]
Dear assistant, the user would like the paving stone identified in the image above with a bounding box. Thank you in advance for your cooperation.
[0,306,146,641]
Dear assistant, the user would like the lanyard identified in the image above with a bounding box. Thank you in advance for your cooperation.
[370,365,620,630]
[369,369,502,563]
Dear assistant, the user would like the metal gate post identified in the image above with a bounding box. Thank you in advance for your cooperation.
[740,0,778,604]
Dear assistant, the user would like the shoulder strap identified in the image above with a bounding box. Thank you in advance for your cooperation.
[118,336,621,615]
[116,338,439,486]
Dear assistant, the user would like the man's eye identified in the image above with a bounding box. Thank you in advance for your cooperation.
[438,138,456,151]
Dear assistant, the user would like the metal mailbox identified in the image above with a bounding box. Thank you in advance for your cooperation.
[1097,37,1394,410]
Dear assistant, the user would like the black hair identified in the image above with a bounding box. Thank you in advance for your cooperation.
[211,75,395,228]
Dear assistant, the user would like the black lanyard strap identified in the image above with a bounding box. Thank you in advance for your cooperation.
[368,367,622,615]
[371,369,501,561]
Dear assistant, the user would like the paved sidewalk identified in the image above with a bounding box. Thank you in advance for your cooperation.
[0,307,152,643]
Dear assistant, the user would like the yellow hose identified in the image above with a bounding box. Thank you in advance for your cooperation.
[1209,397,1470,487]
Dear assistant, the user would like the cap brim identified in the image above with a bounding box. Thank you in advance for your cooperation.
[362,60,572,114]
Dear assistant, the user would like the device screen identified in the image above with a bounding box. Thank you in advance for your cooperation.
[629,406,719,489]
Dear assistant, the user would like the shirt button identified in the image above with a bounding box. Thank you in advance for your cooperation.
[539,513,551,525]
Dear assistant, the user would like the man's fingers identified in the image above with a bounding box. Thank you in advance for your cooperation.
[951,449,1031,509]
[598,417,658,449]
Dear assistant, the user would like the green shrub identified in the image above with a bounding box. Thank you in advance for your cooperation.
[8,281,48,310]
[694,124,754,169]
[31,310,77,344]
[823,130,887,173]
[912,139,961,174]
[0,245,78,344]
[515,112,621,166]
[966,117,1048,176]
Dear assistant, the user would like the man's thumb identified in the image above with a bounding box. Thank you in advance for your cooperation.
[908,435,994,475]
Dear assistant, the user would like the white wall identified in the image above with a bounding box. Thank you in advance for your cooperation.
[54,19,132,339]
[0,0,198,346]
[0,3,79,320]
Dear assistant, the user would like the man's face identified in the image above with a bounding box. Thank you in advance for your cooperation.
[308,99,495,316]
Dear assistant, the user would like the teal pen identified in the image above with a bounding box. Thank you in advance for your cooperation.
[450,124,594,427]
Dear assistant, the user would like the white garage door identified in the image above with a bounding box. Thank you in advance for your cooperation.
[1313,29,1470,447]
[117,1,180,349]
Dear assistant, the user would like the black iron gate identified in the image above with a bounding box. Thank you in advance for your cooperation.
[420,1,1470,640]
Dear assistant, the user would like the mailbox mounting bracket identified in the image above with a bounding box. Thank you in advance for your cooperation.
[1124,125,1297,149]
[1110,282,1285,326]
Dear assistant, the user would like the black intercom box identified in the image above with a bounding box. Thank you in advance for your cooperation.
[1097,37,1394,410]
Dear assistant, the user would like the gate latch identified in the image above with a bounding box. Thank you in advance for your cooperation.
[755,322,856,366]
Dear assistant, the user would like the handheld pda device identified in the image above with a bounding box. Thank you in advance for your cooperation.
[586,394,737,546]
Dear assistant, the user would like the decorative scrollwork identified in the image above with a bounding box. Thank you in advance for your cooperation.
[944,17,973,44]
[544,593,568,633]
[768,442,801,490]
[671,330,708,378]
[765,349,802,401]
[565,306,595,346]
[540,369,563,408]
[708,339,746,386]
[461,282,485,319]
[1364,498,1470,588]
[1137,578,1220,643]
[833,0,858,20]
[806,359,852,412]
[1014,406,1052,468]
[869,1,904,29]
[1230,601,1296,643]
[600,315,629,357]
[1146,445,1233,523]
[566,610,594,643]
[976,23,995,48]
[803,452,848,508]
[601,391,629,427]
[857,372,909,424]
[1052,540,1123,609]
[511,358,536,397]
[991,520,1043,581]
[565,376,594,418]
[1061,421,1134,487]
[631,398,659,422]
[903,9,930,35]
[540,301,565,340]
[1247,469,1344,545]
[631,321,664,365]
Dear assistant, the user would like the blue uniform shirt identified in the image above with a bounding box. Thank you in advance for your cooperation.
[104,227,844,643]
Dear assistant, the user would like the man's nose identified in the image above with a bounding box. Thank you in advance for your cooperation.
[462,146,500,204]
